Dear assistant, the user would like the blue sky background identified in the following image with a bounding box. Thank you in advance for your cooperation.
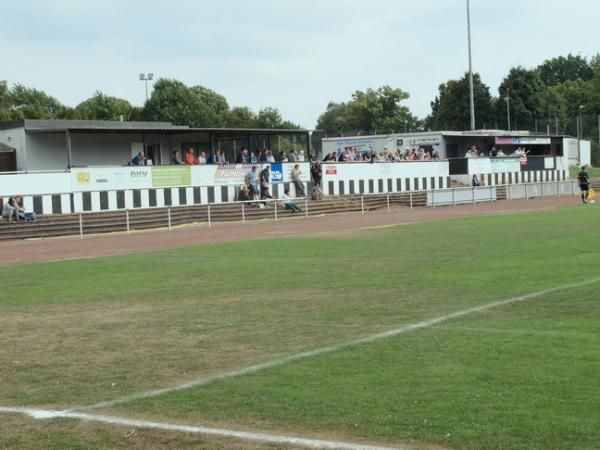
[1,0,598,127]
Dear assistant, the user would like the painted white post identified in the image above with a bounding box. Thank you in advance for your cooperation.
[207,204,212,229]
[167,207,172,230]
[274,201,278,221]
[452,188,456,206]
[241,202,245,224]
[386,193,390,212]
[79,213,83,239]
[525,183,529,199]
[490,185,494,202]
[410,192,413,210]
[126,209,130,234]
[361,196,365,215]
[432,190,436,208]
[304,198,308,218]
[472,187,476,205]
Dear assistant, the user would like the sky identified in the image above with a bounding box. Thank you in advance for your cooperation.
[1,0,598,128]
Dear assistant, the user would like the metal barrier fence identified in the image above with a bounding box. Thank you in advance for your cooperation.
[428,180,579,207]
[66,180,578,239]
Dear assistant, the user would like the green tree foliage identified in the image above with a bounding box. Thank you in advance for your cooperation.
[8,84,70,119]
[425,73,495,131]
[222,106,257,128]
[316,86,420,135]
[73,91,135,121]
[496,67,559,129]
[537,54,594,87]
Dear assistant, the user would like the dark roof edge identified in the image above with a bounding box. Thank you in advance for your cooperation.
[0,119,25,131]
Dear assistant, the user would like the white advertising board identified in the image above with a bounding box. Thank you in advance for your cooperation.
[0,172,71,196]
[468,158,520,174]
[191,163,310,186]
[72,167,152,191]
[321,161,449,183]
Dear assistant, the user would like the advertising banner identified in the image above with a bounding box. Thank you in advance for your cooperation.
[490,158,521,173]
[270,163,284,182]
[151,166,191,187]
[495,137,551,145]
[72,167,152,191]
[191,163,310,187]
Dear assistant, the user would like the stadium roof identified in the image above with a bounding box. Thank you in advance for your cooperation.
[0,119,308,134]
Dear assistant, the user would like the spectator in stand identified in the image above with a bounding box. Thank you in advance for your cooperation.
[291,164,305,196]
[128,151,145,166]
[323,151,337,162]
[239,148,250,163]
[432,149,440,160]
[472,175,481,187]
[418,147,426,161]
[288,149,297,162]
[281,189,301,213]
[496,149,506,157]
[310,160,322,186]
[260,165,273,199]
[2,197,17,222]
[260,148,269,163]
[238,184,251,202]
[249,149,258,163]
[266,149,276,163]
[311,183,323,201]
[198,151,207,164]
[14,196,36,222]
[246,166,260,199]
[172,150,182,165]
[184,148,198,165]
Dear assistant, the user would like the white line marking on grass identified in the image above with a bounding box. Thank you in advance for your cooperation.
[0,406,403,450]
[73,276,600,412]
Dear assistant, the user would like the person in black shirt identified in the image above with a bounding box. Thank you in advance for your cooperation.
[578,165,590,204]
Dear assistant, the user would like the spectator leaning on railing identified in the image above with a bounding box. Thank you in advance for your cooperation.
[291,164,305,197]
[184,148,198,165]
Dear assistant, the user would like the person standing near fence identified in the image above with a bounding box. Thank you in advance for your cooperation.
[291,164,305,197]
[578,165,590,204]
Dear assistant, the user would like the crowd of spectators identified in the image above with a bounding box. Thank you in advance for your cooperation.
[169,147,307,166]
[323,146,440,163]
[465,145,531,158]
[1,196,36,223]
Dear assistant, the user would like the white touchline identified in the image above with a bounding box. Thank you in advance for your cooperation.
[72,276,600,412]
[0,406,403,450]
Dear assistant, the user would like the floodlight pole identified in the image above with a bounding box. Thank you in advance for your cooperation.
[139,73,154,102]
[466,0,476,130]
[506,89,511,132]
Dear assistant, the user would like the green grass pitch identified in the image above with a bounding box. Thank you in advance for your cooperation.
[1,204,599,449]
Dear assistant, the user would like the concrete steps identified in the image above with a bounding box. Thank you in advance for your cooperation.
[0,192,427,240]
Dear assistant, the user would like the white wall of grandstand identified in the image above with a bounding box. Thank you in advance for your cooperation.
[0,164,311,215]
[322,131,591,190]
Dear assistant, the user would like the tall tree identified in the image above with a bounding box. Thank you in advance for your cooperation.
[143,78,220,127]
[315,102,349,135]
[9,84,70,120]
[496,67,558,130]
[426,73,495,131]
[315,86,420,135]
[222,106,257,128]
[73,91,135,121]
[537,54,594,87]
[190,85,229,127]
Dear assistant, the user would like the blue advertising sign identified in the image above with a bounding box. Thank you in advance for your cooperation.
[270,163,283,182]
